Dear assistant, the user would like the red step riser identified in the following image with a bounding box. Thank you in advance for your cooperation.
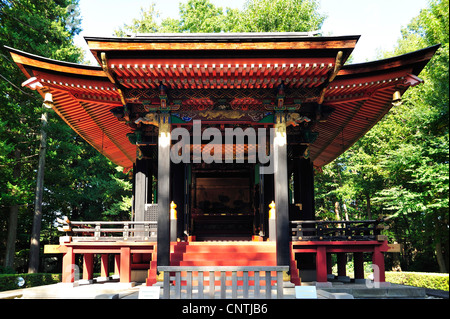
[175,248,276,254]
[173,245,276,254]
[171,253,276,262]
[177,260,277,267]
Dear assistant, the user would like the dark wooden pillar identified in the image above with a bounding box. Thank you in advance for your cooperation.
[157,113,171,267]
[293,156,315,220]
[274,114,290,266]
[134,158,147,223]
[293,156,316,270]
[261,166,274,238]
[337,253,347,278]
[171,162,185,240]
[354,252,365,282]
[184,164,192,238]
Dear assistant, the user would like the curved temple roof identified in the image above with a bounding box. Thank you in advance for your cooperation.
[6,33,439,171]
[7,46,136,169]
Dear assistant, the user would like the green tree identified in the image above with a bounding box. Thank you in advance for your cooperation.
[178,0,226,33]
[316,0,449,272]
[1,0,132,273]
[114,3,160,36]
[114,0,326,34]
[236,0,325,32]
[375,0,449,273]
[0,0,84,272]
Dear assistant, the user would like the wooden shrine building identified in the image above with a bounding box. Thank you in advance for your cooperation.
[7,33,438,289]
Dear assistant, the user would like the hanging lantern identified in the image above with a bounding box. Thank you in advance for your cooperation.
[392,90,402,106]
[43,92,53,109]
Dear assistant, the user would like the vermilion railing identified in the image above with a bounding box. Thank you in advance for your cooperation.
[290,220,387,242]
[58,220,157,242]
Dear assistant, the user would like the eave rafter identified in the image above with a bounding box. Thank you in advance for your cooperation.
[6,37,439,168]
[310,45,440,166]
[106,58,335,90]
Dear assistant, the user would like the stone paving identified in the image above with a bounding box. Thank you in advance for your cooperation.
[1,277,442,299]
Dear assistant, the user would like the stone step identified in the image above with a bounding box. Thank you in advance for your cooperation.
[320,283,427,299]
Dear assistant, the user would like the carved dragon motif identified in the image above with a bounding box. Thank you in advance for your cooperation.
[198,110,246,120]
[135,113,159,126]
[286,113,311,127]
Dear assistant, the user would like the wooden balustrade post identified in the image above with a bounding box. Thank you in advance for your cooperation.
[163,271,170,299]
[277,270,284,299]
[265,271,271,299]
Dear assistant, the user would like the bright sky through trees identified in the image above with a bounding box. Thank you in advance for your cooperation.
[74,0,428,64]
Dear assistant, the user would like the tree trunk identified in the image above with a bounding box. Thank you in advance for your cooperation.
[334,202,340,220]
[432,216,448,273]
[366,193,372,220]
[28,111,48,273]
[4,149,21,270]
[435,241,447,273]
[391,251,402,272]
[5,206,19,270]
[343,203,349,221]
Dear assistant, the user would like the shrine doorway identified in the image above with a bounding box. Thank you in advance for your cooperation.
[189,164,258,241]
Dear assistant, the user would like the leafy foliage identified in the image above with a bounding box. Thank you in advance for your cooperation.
[1,0,132,272]
[0,273,62,291]
[315,0,449,273]
[115,0,447,273]
[1,0,447,276]
[385,272,449,291]
[114,0,326,34]
[237,0,325,32]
